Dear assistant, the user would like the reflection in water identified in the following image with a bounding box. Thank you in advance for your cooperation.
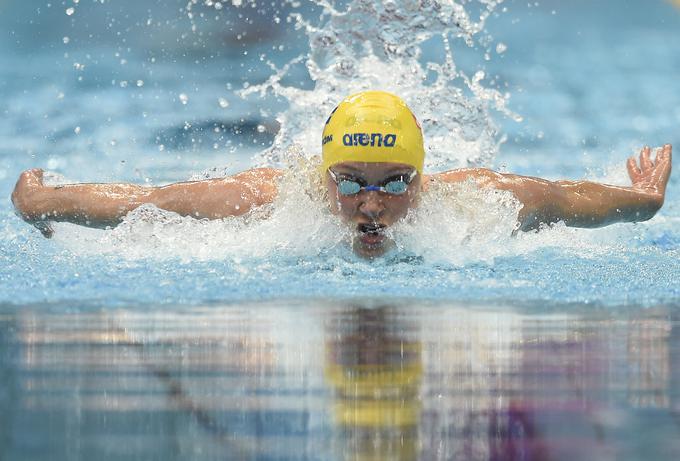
[325,306,421,461]
[1,301,680,460]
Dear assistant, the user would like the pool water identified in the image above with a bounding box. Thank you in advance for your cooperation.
[3,300,680,460]
[1,0,679,459]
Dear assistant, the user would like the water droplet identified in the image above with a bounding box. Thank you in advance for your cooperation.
[65,7,74,15]
[232,0,242,6]
[136,80,144,87]
[74,126,81,134]
[62,36,70,44]
[218,97,229,108]
[496,42,507,54]
[179,93,189,105]
[256,125,266,133]
[214,2,223,10]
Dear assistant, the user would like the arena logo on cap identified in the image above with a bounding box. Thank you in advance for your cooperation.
[342,133,397,147]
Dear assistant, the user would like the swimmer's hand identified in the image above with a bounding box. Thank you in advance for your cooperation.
[11,169,54,238]
[627,144,672,207]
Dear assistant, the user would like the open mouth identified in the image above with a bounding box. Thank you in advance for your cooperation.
[357,222,386,246]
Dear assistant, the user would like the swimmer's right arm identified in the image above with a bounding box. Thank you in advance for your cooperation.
[10,168,283,237]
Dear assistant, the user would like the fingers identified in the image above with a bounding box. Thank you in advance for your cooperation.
[629,144,672,193]
[16,169,43,192]
[640,146,653,170]
[656,145,672,188]
[23,168,45,186]
[627,156,641,180]
[656,144,672,163]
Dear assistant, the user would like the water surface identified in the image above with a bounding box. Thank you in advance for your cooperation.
[2,300,680,460]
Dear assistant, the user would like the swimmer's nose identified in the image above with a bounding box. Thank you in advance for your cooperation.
[358,191,385,219]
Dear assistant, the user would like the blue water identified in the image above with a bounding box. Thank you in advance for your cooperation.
[1,0,678,307]
[1,1,680,459]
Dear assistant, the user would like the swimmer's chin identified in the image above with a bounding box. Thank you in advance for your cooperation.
[352,236,395,259]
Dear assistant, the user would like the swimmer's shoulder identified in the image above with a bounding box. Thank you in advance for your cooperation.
[229,167,284,183]
[424,168,500,186]
[215,167,284,206]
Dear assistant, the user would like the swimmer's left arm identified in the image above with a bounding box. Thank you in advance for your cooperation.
[436,144,672,231]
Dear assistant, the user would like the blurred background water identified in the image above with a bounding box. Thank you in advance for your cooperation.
[1,0,680,459]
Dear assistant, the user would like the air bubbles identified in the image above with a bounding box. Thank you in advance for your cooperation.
[179,93,189,105]
[65,7,75,16]
[74,126,81,135]
[496,42,507,54]
[218,97,229,108]
[136,80,144,87]
[232,0,242,6]
[62,36,70,44]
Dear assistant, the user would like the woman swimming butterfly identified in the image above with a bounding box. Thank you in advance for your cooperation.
[11,91,672,258]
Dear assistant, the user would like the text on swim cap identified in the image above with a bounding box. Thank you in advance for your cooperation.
[322,134,333,145]
[342,133,397,147]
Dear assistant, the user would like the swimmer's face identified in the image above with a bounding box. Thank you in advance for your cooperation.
[325,162,421,258]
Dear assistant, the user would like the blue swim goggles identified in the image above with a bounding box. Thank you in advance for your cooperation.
[328,169,417,196]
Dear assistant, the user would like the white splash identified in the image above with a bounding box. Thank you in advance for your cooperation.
[242,0,519,171]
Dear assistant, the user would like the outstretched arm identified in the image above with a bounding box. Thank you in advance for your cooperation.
[11,168,282,237]
[435,144,672,231]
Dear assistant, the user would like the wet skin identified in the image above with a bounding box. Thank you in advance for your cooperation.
[325,162,421,258]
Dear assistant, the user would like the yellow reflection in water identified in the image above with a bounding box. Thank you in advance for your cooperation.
[325,306,422,460]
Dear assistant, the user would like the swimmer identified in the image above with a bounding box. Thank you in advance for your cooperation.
[11,91,672,258]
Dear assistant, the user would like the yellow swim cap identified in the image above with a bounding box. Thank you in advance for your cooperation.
[321,91,425,174]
